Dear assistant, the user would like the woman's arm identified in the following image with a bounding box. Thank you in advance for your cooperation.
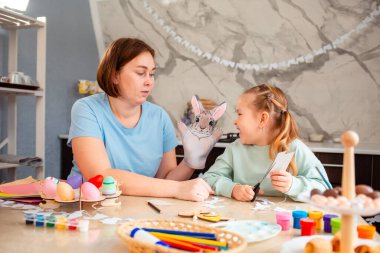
[72,137,212,201]
[154,148,195,181]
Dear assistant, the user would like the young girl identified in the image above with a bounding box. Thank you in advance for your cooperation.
[202,84,329,201]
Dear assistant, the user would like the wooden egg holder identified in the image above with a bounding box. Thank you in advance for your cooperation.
[340,130,360,253]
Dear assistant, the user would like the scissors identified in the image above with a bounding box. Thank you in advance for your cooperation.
[251,162,276,202]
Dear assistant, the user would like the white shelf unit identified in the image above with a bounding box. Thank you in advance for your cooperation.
[0,8,46,180]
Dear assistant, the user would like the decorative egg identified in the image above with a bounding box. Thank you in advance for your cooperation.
[67,174,82,189]
[57,182,75,201]
[101,176,117,195]
[333,186,342,195]
[42,179,58,199]
[355,184,373,195]
[88,175,104,188]
[310,189,322,197]
[311,194,328,205]
[323,189,338,198]
[366,191,380,199]
[46,176,59,185]
[81,182,101,200]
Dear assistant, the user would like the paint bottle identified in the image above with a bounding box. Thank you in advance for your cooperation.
[292,210,308,229]
[276,211,291,231]
[35,213,45,227]
[330,217,341,235]
[78,219,89,232]
[24,212,34,225]
[357,225,376,239]
[308,210,323,231]
[68,218,78,230]
[300,218,316,236]
[323,214,338,233]
[130,228,169,247]
[46,216,56,228]
[56,217,67,229]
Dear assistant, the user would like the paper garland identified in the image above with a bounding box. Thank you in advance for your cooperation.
[143,1,380,72]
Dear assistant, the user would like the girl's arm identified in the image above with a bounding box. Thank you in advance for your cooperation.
[201,148,237,198]
[282,141,329,200]
[72,137,212,201]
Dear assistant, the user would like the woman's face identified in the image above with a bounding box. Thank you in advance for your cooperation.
[234,95,262,145]
[114,51,156,106]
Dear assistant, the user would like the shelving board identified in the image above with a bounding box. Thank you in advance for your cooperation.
[0,7,44,29]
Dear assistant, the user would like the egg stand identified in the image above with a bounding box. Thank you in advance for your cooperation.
[340,131,359,253]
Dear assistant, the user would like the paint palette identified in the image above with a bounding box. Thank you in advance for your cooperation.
[210,220,281,243]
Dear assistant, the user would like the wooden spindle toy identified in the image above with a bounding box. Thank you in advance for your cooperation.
[340,130,359,253]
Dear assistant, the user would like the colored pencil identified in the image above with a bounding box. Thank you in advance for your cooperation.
[143,228,217,240]
[160,237,220,252]
[160,238,203,252]
[150,232,228,247]
[315,166,333,189]
[147,201,161,213]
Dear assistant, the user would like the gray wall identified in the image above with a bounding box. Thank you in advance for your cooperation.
[0,0,99,181]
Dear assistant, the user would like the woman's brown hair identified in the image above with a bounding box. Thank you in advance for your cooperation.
[97,38,155,97]
[243,84,299,175]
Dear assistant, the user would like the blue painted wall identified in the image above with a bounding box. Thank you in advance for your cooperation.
[0,0,99,181]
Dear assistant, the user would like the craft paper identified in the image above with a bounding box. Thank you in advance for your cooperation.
[266,151,294,178]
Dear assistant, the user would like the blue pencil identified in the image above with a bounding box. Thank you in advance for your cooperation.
[315,166,333,189]
[143,228,217,240]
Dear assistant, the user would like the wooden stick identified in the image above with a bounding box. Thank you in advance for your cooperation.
[340,131,359,253]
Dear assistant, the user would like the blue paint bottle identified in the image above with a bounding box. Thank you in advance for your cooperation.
[292,210,308,229]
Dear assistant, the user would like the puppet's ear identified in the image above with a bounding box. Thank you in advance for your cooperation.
[191,95,204,115]
[211,102,227,121]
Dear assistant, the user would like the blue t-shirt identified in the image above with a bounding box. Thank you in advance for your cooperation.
[68,93,178,177]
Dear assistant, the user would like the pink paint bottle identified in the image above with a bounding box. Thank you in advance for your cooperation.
[276,211,291,231]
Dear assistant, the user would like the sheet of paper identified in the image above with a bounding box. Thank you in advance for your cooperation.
[266,151,294,178]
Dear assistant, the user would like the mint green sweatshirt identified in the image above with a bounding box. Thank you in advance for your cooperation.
[202,139,329,200]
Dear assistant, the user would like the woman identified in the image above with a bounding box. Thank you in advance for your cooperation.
[68,38,213,201]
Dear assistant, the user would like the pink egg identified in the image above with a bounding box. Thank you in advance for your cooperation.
[42,179,57,199]
[81,182,101,200]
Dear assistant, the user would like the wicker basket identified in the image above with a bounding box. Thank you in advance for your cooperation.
[117,218,247,253]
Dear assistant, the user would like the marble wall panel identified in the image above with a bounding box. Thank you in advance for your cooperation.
[91,0,380,143]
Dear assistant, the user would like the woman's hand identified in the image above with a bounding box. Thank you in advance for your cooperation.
[270,170,293,193]
[175,178,214,201]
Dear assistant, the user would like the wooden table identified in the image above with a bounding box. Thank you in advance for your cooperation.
[0,196,378,253]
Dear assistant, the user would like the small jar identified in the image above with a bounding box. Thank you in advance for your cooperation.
[276,211,291,231]
[357,225,376,239]
[323,214,339,233]
[35,214,45,227]
[56,217,67,229]
[308,210,323,230]
[46,216,56,228]
[68,218,78,230]
[78,219,89,232]
[330,217,341,235]
[24,212,34,225]
[300,218,316,236]
[292,210,308,229]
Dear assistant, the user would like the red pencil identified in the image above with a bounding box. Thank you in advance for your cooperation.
[160,238,202,252]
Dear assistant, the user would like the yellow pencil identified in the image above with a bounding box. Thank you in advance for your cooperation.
[150,232,228,247]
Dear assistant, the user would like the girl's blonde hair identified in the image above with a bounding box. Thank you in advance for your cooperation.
[243,84,299,175]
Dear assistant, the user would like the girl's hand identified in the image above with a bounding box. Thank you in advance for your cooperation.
[232,184,254,201]
[270,170,293,193]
